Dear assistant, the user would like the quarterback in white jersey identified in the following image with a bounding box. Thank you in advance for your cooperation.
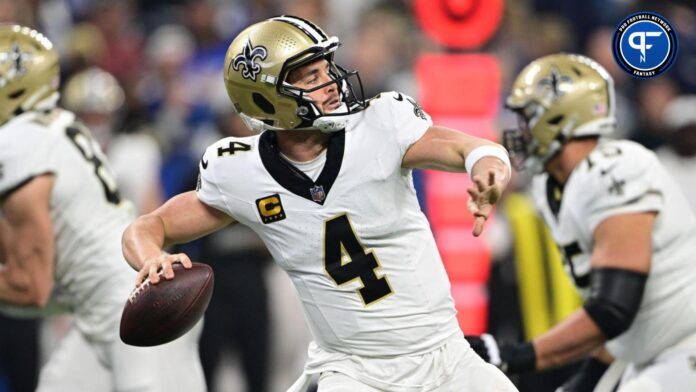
[468,54,696,392]
[198,90,465,358]
[0,25,204,391]
[123,16,517,391]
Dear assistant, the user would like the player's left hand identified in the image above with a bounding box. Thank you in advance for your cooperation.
[467,170,504,237]
[465,334,537,373]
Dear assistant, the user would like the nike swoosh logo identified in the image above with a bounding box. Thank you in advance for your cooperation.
[201,158,209,169]
[393,93,404,102]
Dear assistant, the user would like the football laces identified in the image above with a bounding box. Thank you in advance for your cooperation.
[128,269,166,304]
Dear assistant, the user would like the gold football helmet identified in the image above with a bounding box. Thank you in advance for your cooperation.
[503,53,615,172]
[63,67,125,114]
[0,25,59,126]
[223,16,365,132]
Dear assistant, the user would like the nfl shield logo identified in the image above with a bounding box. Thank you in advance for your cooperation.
[309,185,326,203]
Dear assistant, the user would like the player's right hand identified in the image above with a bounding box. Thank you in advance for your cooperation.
[467,170,505,237]
[135,252,193,286]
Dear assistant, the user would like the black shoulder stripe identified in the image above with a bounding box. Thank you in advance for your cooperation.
[622,189,663,205]
[0,172,54,201]
[595,189,663,212]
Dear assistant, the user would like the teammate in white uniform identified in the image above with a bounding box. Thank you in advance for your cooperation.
[0,25,205,392]
[122,16,517,391]
[467,54,696,391]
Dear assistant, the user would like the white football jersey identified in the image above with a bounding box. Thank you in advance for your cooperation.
[197,92,461,357]
[532,139,696,364]
[0,109,136,339]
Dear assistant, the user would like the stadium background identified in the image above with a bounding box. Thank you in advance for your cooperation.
[1,0,695,391]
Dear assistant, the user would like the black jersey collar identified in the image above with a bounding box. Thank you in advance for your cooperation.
[545,174,565,218]
[258,130,345,205]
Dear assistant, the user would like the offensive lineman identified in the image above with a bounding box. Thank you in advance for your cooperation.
[0,25,205,391]
[467,54,696,391]
[122,16,517,391]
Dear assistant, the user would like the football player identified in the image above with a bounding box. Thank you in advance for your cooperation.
[467,54,696,391]
[0,25,205,391]
[122,15,517,391]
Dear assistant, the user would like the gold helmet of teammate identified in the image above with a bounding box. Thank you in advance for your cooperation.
[223,15,365,133]
[503,53,615,173]
[63,67,125,115]
[0,25,59,126]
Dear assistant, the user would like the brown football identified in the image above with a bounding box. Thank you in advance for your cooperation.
[120,262,214,347]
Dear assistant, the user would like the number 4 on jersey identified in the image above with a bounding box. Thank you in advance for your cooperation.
[324,214,393,305]
[217,141,250,157]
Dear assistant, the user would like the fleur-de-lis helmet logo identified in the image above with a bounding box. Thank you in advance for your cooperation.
[232,40,267,81]
[0,41,34,88]
[537,67,573,103]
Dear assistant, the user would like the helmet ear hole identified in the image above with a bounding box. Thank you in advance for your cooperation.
[547,115,564,125]
[252,93,275,114]
[8,89,25,99]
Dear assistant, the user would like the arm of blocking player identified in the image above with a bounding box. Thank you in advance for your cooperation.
[466,310,613,374]
[402,125,511,236]
[531,212,653,370]
[0,175,55,307]
[470,213,652,373]
[122,191,235,285]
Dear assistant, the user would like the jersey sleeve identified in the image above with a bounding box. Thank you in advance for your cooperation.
[195,145,231,215]
[383,91,433,157]
[0,122,59,198]
[581,150,664,234]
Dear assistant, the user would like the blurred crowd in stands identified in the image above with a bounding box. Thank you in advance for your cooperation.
[0,0,694,391]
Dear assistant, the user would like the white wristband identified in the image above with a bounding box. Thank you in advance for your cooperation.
[465,145,511,176]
